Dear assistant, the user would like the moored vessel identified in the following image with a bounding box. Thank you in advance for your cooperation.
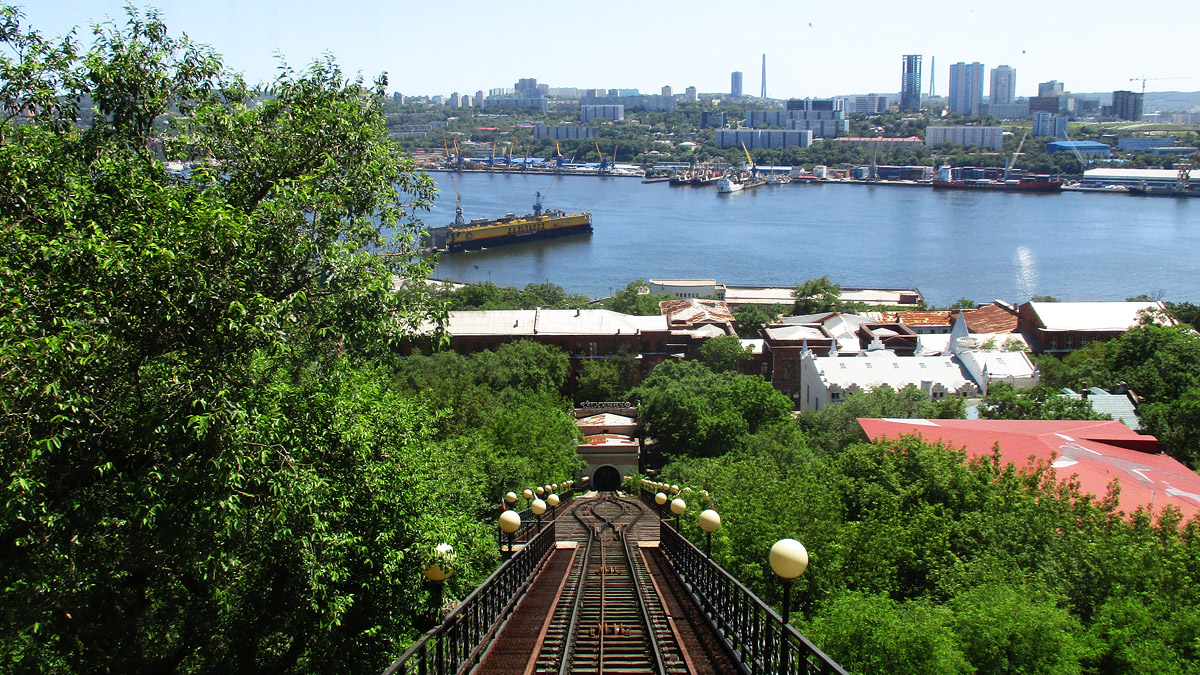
[430,182,592,252]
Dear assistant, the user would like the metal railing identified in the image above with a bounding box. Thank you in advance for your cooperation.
[659,522,848,675]
[493,488,575,549]
[383,520,558,675]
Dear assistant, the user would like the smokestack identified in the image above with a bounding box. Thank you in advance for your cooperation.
[761,54,767,99]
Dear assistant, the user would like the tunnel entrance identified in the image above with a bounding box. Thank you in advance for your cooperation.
[591,465,621,491]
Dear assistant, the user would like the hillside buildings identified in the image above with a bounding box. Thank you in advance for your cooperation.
[1032,111,1069,139]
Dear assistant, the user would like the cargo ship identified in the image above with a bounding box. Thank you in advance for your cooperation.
[932,165,1063,192]
[436,189,592,252]
[931,133,1062,193]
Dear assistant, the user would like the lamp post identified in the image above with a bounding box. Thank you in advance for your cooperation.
[531,497,547,531]
[547,492,560,521]
[670,497,686,530]
[423,543,455,627]
[699,509,721,558]
[769,538,809,626]
[505,491,517,509]
[498,511,520,560]
[654,491,668,520]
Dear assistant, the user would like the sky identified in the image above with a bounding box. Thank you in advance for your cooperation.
[17,1,1200,100]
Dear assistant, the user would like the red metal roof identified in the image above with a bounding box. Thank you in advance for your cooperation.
[963,304,1019,333]
[858,418,1200,520]
[881,310,955,326]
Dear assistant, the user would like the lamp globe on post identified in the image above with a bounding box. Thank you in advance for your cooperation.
[670,497,687,530]
[654,491,668,519]
[498,510,521,560]
[422,543,456,628]
[531,497,547,531]
[769,538,809,627]
[547,493,560,521]
[505,491,518,507]
[536,486,545,496]
[699,509,721,558]
[523,488,534,501]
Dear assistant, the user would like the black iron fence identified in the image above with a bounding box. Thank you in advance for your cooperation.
[494,489,575,549]
[383,519,558,675]
[659,521,848,675]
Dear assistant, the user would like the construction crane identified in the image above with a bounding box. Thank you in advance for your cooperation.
[1129,76,1187,95]
[595,141,609,174]
[452,138,463,171]
[554,140,564,170]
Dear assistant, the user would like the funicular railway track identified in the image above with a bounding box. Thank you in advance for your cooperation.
[536,493,688,675]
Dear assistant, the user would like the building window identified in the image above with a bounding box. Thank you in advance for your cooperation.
[920,363,927,368]
[831,392,840,402]
[1066,336,1074,349]
[1051,337,1059,350]
[893,362,900,369]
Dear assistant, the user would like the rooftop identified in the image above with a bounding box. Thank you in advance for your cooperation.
[858,418,1199,520]
[439,309,668,336]
[811,352,976,393]
[1028,301,1169,332]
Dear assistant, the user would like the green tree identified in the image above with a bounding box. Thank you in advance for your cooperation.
[697,335,752,373]
[634,360,792,457]
[604,279,672,315]
[797,386,966,455]
[732,302,789,338]
[792,276,843,314]
[978,383,1109,421]
[0,8,485,672]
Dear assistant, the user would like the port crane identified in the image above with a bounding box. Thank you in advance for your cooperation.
[1002,131,1029,181]
[450,176,465,225]
[741,142,756,176]
[533,176,556,216]
[595,141,609,175]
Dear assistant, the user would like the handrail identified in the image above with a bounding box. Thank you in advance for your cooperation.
[383,519,558,675]
[658,522,849,675]
[494,488,575,549]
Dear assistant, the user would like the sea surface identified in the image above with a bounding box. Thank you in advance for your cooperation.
[414,172,1199,306]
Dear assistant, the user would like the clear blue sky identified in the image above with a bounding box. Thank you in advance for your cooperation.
[18,1,1199,100]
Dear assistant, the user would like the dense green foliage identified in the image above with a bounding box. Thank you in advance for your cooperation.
[602,279,675,316]
[696,335,753,373]
[425,280,593,311]
[633,360,793,458]
[0,9,578,673]
[659,409,1200,675]
[978,383,1109,421]
[732,302,789,337]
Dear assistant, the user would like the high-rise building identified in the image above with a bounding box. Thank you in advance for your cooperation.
[731,71,743,97]
[900,54,922,112]
[1032,111,1069,139]
[990,65,1016,106]
[1112,90,1143,121]
[448,92,460,108]
[515,78,539,96]
[661,85,673,97]
[685,86,698,102]
[948,62,984,117]
[475,90,485,108]
[1038,80,1064,98]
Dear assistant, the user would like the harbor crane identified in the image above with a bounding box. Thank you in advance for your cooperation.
[1129,76,1187,95]
[450,176,465,225]
[1003,131,1029,181]
[533,176,556,216]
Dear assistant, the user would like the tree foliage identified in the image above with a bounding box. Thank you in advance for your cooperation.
[792,276,844,315]
[659,427,1200,675]
[633,360,792,458]
[978,383,1109,421]
[602,279,673,316]
[697,335,752,373]
[0,8,575,672]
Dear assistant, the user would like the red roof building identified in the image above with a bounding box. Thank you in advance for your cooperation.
[858,418,1200,520]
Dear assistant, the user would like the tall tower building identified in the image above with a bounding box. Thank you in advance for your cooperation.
[948,62,984,117]
[761,54,767,99]
[685,86,698,102]
[990,65,1016,105]
[900,54,922,111]
[731,71,743,97]
[929,56,935,97]
[1112,90,1143,121]
[662,85,673,97]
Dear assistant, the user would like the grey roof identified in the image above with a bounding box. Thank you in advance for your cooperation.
[1061,389,1140,429]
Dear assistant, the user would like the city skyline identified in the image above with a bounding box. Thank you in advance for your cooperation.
[19,0,1199,100]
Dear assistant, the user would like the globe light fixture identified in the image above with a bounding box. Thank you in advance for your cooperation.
[769,538,809,628]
